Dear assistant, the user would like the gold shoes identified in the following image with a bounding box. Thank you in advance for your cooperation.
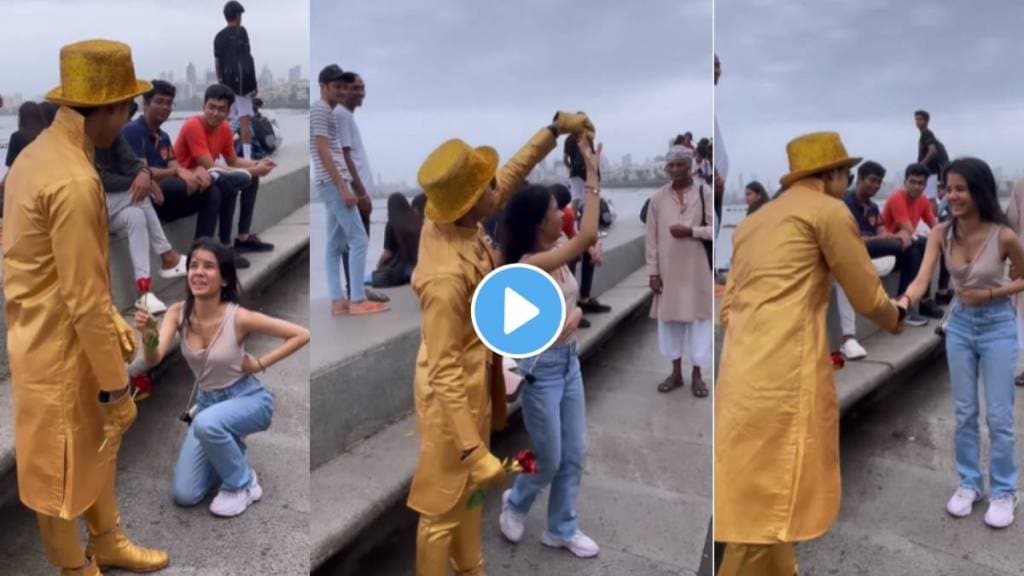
[85,527,168,573]
[59,558,101,575]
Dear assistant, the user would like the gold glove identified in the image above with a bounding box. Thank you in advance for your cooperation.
[111,308,137,364]
[464,446,506,490]
[553,111,595,140]
[98,388,137,454]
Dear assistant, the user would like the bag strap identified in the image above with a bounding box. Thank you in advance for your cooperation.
[698,182,709,227]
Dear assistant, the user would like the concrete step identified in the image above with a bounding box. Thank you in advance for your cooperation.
[309,216,648,468]
[0,203,311,508]
[309,267,653,569]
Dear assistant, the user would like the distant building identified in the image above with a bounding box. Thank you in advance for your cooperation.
[205,70,217,85]
[186,61,197,85]
[288,65,302,83]
[259,64,275,89]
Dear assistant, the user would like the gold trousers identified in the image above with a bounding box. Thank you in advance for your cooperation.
[36,471,120,571]
[415,491,485,576]
[718,543,799,576]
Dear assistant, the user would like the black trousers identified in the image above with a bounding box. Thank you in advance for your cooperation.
[864,236,927,296]
[568,251,595,299]
[154,174,259,245]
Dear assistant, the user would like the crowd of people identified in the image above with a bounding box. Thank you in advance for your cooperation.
[2,29,308,575]
[309,53,712,568]
[716,114,1024,573]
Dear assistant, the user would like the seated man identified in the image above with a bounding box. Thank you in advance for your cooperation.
[173,83,276,268]
[882,162,944,324]
[95,109,187,315]
[122,80,223,255]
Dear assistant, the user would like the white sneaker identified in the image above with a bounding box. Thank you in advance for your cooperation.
[210,470,263,517]
[840,338,867,360]
[499,489,526,543]
[984,494,1019,528]
[158,256,187,279]
[541,530,599,558]
[946,486,981,518]
[139,292,167,315]
[872,255,896,277]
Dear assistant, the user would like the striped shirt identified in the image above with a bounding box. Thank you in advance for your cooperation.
[310,99,350,184]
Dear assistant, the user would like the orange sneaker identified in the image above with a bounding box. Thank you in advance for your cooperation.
[348,300,390,315]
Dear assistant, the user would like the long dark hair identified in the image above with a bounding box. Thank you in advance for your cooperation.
[181,238,241,333]
[500,184,554,266]
[745,180,770,215]
[943,157,1007,240]
[386,193,423,266]
[17,102,45,140]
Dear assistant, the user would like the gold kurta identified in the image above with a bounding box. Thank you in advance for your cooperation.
[407,128,554,517]
[3,107,131,519]
[714,178,899,543]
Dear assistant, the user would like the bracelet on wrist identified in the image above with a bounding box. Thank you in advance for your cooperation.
[256,357,267,372]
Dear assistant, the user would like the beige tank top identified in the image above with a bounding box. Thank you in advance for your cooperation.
[180,303,246,391]
[942,223,1007,291]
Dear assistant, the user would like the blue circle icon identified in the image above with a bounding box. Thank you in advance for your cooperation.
[471,263,566,359]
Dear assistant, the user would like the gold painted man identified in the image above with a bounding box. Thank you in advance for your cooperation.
[3,40,169,575]
[715,133,905,575]
[409,112,594,575]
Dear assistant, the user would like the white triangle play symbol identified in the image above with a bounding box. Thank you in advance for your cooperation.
[504,287,540,335]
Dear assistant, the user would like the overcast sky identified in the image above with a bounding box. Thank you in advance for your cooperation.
[0,0,308,99]
[312,0,711,186]
[716,0,1024,198]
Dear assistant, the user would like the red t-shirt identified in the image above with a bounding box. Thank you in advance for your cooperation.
[882,188,936,234]
[173,116,237,170]
[561,206,576,239]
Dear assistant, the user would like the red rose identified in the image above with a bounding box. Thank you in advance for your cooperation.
[516,450,538,475]
[131,373,153,395]
[830,351,845,370]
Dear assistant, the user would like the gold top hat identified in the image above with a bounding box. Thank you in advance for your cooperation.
[45,39,152,107]
[779,131,862,188]
[417,139,499,224]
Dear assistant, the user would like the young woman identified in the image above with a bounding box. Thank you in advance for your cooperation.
[368,192,422,287]
[134,239,309,517]
[900,157,1024,528]
[496,135,602,558]
[743,180,770,215]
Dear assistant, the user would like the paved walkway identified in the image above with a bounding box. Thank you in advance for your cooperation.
[324,315,712,575]
[798,351,1024,575]
[0,253,310,575]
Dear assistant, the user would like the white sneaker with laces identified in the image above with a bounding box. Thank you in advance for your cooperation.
[210,470,262,517]
[158,256,188,279]
[840,338,867,360]
[984,494,1019,528]
[541,530,599,558]
[499,489,526,543]
[140,292,167,315]
[946,486,981,518]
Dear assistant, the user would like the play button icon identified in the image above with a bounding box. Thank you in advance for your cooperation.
[504,287,539,335]
[472,263,566,358]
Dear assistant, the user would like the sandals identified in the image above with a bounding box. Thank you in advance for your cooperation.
[657,376,683,393]
[691,377,709,398]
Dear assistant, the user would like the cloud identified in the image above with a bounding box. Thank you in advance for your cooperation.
[0,0,308,99]
[313,0,711,184]
[716,0,1024,191]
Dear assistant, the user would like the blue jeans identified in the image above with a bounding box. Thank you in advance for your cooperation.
[318,181,368,302]
[507,343,587,539]
[171,375,274,506]
[944,297,1018,498]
